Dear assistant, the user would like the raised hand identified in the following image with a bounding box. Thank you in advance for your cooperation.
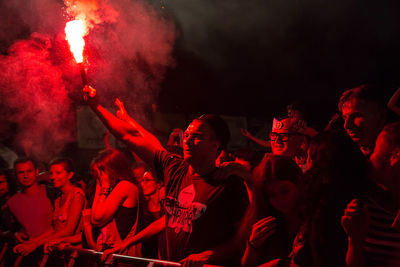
[115,98,128,121]
[248,216,277,249]
[341,199,370,241]
[241,128,252,138]
[83,85,97,104]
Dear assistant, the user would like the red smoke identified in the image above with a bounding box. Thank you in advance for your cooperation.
[0,0,176,162]
[0,33,75,162]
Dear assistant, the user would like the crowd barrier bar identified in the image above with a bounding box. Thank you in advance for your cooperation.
[5,245,222,267]
[61,247,182,266]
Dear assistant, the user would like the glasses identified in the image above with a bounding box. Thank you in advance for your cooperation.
[269,132,300,142]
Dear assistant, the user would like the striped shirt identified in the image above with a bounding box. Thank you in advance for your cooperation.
[364,197,400,266]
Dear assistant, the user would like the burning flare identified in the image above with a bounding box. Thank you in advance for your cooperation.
[65,20,87,63]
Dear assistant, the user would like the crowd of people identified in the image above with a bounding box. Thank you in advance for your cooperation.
[0,84,399,267]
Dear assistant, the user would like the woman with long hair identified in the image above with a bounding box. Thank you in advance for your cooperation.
[291,131,370,267]
[89,148,142,256]
[241,154,304,267]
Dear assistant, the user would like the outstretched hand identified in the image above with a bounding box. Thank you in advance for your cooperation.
[240,128,253,138]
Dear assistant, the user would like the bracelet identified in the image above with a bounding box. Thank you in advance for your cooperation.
[100,187,111,196]
[247,239,259,250]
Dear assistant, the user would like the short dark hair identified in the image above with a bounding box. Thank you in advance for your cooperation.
[196,114,231,151]
[49,157,74,173]
[338,84,387,113]
[13,157,38,170]
[381,122,400,148]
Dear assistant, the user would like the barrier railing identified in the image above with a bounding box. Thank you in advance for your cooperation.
[38,247,221,267]
[0,241,222,267]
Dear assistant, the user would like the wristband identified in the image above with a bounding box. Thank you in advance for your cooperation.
[100,187,111,196]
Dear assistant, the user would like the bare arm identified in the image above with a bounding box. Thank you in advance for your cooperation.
[388,87,400,116]
[91,181,138,227]
[14,193,85,255]
[101,215,165,261]
[82,209,97,249]
[84,86,164,165]
[35,193,85,245]
[241,129,270,148]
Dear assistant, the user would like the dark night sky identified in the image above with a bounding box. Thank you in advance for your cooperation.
[157,0,400,128]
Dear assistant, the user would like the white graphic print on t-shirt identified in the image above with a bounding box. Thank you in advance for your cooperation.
[165,184,207,234]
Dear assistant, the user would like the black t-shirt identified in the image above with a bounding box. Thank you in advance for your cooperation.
[154,150,249,263]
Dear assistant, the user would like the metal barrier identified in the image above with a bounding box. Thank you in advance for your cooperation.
[0,242,222,267]
[38,247,221,267]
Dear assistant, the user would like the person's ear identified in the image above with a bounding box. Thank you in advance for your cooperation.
[68,172,74,181]
[35,168,39,176]
[390,147,400,167]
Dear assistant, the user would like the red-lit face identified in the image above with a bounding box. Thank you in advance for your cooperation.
[50,163,72,189]
[267,180,299,216]
[341,99,384,150]
[270,129,303,158]
[183,120,219,164]
[0,175,9,197]
[93,166,110,188]
[15,161,38,188]
[139,171,158,196]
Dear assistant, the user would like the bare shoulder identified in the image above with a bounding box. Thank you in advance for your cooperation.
[114,180,138,193]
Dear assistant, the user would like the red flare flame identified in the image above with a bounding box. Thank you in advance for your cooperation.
[65,20,87,63]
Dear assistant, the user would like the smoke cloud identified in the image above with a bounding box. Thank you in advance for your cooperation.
[0,0,175,162]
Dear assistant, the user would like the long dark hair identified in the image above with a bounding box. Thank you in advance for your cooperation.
[90,149,138,188]
[238,154,303,246]
[305,131,369,216]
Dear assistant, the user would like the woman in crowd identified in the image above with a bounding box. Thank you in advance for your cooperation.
[241,154,304,267]
[290,131,369,267]
[101,167,166,260]
[89,148,142,256]
[13,158,85,255]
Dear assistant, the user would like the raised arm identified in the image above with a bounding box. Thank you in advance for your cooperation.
[241,129,270,148]
[91,180,138,227]
[83,86,164,165]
